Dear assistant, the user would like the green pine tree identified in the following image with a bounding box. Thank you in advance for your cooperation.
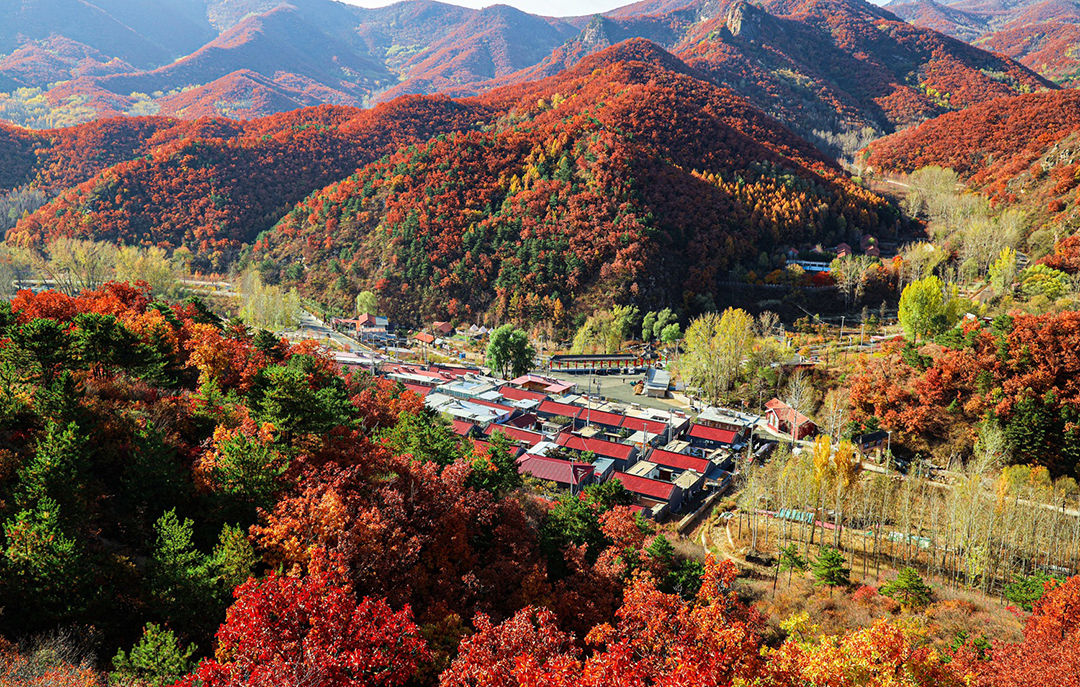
[812,546,851,594]
[880,567,933,609]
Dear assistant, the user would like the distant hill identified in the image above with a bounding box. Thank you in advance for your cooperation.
[888,0,1080,85]
[0,0,1050,141]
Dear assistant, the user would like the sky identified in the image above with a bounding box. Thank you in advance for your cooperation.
[339,0,634,17]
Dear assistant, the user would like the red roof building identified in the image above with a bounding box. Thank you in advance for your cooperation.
[555,433,638,470]
[498,386,548,403]
[414,332,435,344]
[537,400,584,421]
[688,424,738,446]
[612,471,676,502]
[485,424,544,448]
[578,409,625,430]
[451,420,478,437]
[648,449,710,475]
[765,398,817,440]
[401,383,432,398]
[517,455,594,487]
[620,416,668,437]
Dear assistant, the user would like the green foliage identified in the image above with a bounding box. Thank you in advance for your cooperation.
[379,409,462,465]
[1019,263,1070,300]
[989,247,1017,294]
[207,431,289,513]
[250,355,354,437]
[880,567,933,608]
[779,543,808,573]
[17,421,88,518]
[898,275,947,341]
[811,546,851,591]
[468,431,522,496]
[111,623,195,687]
[148,510,216,640]
[1004,570,1061,611]
[582,479,633,511]
[2,496,85,622]
[356,290,378,315]
[485,324,535,379]
[209,524,256,597]
[660,322,682,345]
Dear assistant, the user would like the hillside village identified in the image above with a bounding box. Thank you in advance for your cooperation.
[321,314,844,524]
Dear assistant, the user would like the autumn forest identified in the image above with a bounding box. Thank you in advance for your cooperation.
[6,0,1080,684]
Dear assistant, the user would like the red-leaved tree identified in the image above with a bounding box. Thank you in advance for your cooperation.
[173,566,428,687]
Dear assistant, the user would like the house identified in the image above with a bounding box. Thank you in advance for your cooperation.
[695,407,756,443]
[432,321,455,336]
[854,430,889,460]
[536,400,585,426]
[645,367,671,398]
[548,353,644,374]
[356,313,391,333]
[471,438,524,460]
[499,385,549,404]
[647,448,711,479]
[414,332,435,345]
[687,424,739,451]
[426,393,511,426]
[865,245,881,258]
[620,415,670,442]
[859,234,876,251]
[517,454,595,491]
[556,433,639,471]
[576,407,627,434]
[400,382,432,398]
[612,471,684,514]
[835,242,852,258]
[451,420,480,438]
[437,377,500,401]
[765,398,817,440]
[509,374,576,395]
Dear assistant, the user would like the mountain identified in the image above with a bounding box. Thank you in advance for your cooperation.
[0,0,1051,138]
[252,40,892,323]
[414,0,1051,143]
[3,39,891,320]
[864,88,1080,226]
[3,96,493,270]
[888,0,1080,85]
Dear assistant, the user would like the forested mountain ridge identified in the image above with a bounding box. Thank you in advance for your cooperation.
[864,87,1080,229]
[248,40,891,324]
[0,0,1050,136]
[2,96,494,270]
[887,0,1080,86]
[1,40,889,322]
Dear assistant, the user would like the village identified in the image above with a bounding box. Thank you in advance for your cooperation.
[313,312,892,525]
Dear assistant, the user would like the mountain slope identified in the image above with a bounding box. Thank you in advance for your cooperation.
[90,6,393,108]
[252,40,891,323]
[864,88,1080,229]
[5,97,494,271]
[0,0,1051,136]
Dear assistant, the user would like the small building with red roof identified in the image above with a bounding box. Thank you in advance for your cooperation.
[648,448,710,477]
[452,420,479,438]
[765,398,817,440]
[485,424,544,448]
[687,423,738,451]
[556,433,639,471]
[517,454,595,490]
[612,471,683,513]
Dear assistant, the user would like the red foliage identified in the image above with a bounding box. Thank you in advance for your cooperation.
[174,567,428,687]
[953,575,1080,687]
